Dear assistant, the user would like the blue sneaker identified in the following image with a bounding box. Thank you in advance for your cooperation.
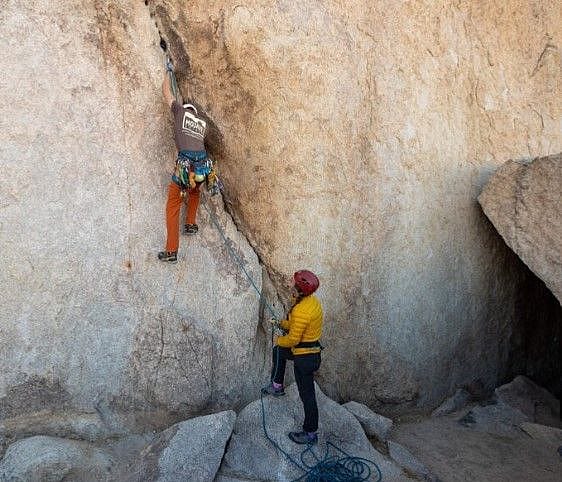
[289,431,317,445]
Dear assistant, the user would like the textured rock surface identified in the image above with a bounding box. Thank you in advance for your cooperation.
[126,410,235,482]
[458,400,529,435]
[519,422,562,449]
[394,407,562,482]
[0,1,274,430]
[218,383,408,481]
[343,400,393,441]
[150,0,562,407]
[431,389,471,417]
[0,435,112,482]
[0,409,118,458]
[387,441,438,481]
[478,154,562,303]
[495,375,560,427]
[1,0,561,425]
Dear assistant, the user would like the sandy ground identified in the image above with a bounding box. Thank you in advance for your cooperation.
[390,406,561,482]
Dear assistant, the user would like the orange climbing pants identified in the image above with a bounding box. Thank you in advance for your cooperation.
[165,182,200,252]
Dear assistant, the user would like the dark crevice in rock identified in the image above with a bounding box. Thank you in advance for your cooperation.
[142,1,286,310]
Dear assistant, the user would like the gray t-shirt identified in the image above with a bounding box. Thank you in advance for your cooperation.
[171,101,206,152]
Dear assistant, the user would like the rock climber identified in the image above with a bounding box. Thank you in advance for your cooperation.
[262,270,323,445]
[158,62,216,263]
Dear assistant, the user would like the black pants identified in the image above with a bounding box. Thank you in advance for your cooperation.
[271,346,321,432]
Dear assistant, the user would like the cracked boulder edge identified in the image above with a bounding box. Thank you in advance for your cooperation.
[478,153,562,304]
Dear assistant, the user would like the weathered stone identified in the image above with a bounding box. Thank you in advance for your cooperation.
[0,1,273,431]
[1,0,561,427]
[478,154,562,303]
[519,422,562,450]
[126,410,236,482]
[150,0,562,410]
[394,407,562,482]
[217,383,408,481]
[431,389,471,417]
[387,441,439,481]
[0,435,112,482]
[343,400,393,441]
[458,400,529,435]
[0,409,118,457]
[495,376,561,427]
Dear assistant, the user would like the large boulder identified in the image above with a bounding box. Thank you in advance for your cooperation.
[343,401,393,441]
[217,383,408,481]
[1,0,561,425]
[478,154,562,303]
[126,410,236,482]
[0,436,112,482]
[458,376,561,435]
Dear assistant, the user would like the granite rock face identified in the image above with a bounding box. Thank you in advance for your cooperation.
[479,154,562,304]
[150,0,562,407]
[0,0,273,432]
[0,0,561,428]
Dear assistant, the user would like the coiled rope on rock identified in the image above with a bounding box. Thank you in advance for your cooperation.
[202,189,382,482]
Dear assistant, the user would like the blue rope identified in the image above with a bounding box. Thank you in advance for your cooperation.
[200,196,278,318]
[260,390,382,482]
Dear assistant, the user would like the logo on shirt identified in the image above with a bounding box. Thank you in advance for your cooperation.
[182,110,206,140]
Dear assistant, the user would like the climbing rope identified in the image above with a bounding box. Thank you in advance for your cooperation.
[202,194,382,482]
[166,57,180,103]
[200,194,278,319]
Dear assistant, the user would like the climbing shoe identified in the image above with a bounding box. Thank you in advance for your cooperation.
[184,223,199,235]
[261,383,285,397]
[288,431,318,445]
[157,251,177,263]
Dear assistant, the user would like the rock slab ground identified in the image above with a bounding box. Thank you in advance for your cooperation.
[217,383,409,481]
[343,401,393,441]
[392,377,562,481]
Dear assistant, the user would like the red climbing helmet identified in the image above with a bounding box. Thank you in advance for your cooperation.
[294,270,320,296]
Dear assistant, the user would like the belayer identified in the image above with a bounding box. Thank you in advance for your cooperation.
[262,270,323,445]
[158,61,217,263]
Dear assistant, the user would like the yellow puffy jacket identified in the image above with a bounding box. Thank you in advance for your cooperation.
[277,295,323,355]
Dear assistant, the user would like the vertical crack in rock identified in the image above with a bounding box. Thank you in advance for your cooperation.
[141,0,285,303]
[531,43,559,77]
